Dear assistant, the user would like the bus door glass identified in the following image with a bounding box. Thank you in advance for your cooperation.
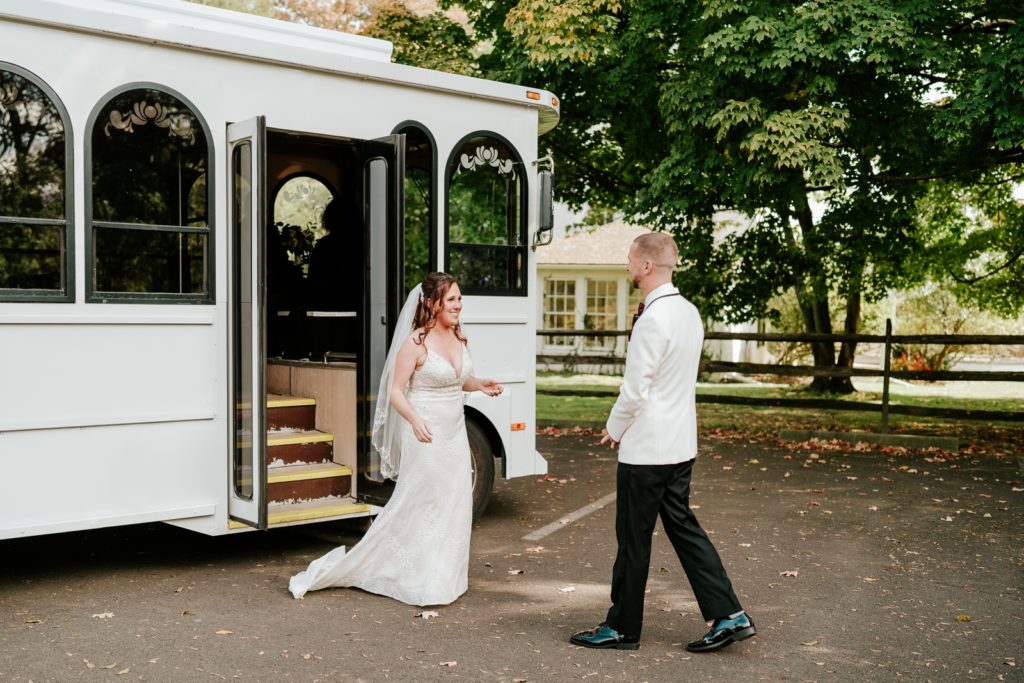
[358,134,405,504]
[227,116,268,529]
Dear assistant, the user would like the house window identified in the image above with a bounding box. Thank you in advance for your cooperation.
[445,133,526,295]
[543,278,575,346]
[584,279,617,351]
[88,86,212,302]
[0,64,72,301]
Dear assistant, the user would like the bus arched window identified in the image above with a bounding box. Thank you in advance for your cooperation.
[0,64,72,301]
[445,133,526,296]
[88,86,212,302]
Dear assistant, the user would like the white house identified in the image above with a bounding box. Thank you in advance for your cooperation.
[534,221,773,371]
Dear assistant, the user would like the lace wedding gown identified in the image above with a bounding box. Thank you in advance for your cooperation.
[289,345,473,606]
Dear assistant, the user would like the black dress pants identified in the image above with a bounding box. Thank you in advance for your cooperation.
[605,460,742,638]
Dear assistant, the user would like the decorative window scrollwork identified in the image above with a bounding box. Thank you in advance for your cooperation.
[104,100,196,144]
[458,145,516,177]
[0,81,19,109]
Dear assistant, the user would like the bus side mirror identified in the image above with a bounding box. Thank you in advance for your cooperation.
[534,168,554,249]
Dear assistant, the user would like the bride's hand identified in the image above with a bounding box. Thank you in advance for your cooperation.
[411,416,433,443]
[480,379,503,397]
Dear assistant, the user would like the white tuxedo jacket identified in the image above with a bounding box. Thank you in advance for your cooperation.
[606,283,703,465]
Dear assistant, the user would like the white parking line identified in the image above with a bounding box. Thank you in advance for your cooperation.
[521,491,617,541]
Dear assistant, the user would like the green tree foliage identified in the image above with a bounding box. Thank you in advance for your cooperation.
[453,0,1023,392]
[366,1,478,76]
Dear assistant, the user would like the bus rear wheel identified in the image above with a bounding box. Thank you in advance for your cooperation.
[467,419,495,520]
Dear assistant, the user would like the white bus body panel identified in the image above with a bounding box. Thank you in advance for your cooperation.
[0,0,554,539]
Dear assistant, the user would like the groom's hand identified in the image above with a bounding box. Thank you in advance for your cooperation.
[599,429,618,449]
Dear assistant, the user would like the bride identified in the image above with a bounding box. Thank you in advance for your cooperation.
[288,272,503,606]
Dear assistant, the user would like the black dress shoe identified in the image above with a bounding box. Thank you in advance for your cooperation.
[686,613,757,653]
[570,624,640,650]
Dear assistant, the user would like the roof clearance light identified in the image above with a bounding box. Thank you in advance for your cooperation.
[526,91,541,101]
[551,96,559,107]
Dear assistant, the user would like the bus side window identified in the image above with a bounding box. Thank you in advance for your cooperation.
[445,133,527,296]
[0,63,73,302]
[87,85,213,303]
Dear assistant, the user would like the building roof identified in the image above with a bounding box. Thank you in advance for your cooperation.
[537,221,651,266]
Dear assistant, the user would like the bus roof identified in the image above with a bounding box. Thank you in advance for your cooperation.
[1,0,560,134]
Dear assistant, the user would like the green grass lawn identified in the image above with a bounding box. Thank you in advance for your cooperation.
[536,372,1024,436]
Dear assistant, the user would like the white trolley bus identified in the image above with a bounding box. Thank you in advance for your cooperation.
[0,0,558,539]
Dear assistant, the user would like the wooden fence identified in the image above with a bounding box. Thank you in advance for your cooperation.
[536,321,1024,427]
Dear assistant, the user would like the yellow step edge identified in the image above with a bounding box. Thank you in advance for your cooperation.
[230,502,372,529]
[234,395,317,410]
[267,394,317,409]
[268,464,352,484]
[237,431,334,449]
[268,431,334,447]
[270,502,370,525]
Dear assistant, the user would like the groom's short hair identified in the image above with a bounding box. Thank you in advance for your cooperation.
[632,233,678,270]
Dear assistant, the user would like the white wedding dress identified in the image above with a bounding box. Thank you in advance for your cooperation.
[288,344,473,606]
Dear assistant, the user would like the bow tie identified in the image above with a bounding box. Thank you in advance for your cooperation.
[628,301,645,341]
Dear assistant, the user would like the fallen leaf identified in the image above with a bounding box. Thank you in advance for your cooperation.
[956,615,971,622]
[100,663,117,669]
[508,569,524,575]
[91,612,114,619]
[117,668,130,675]
[84,660,95,670]
[863,577,879,584]
[780,570,799,578]
[215,629,233,635]
[302,654,312,660]
[556,586,576,593]
[439,661,457,667]
[868,506,879,511]
[525,546,544,553]
[802,640,819,646]
[24,618,43,624]
[416,611,439,620]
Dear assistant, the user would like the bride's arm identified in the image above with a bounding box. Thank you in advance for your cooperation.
[463,375,503,396]
[390,337,433,443]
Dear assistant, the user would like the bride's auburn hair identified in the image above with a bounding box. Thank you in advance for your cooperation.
[413,272,467,345]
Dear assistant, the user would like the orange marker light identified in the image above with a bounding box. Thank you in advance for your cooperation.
[526,91,541,101]
[511,422,526,431]
[551,96,559,107]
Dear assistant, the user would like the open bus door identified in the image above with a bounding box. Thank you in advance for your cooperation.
[227,116,268,530]
[358,134,405,505]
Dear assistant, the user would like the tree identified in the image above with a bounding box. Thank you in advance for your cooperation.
[455,0,1023,392]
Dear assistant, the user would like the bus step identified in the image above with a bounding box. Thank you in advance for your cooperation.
[267,394,317,431]
[267,462,352,503]
[267,429,334,466]
[267,497,372,526]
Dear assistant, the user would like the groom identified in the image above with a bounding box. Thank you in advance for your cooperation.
[570,233,756,653]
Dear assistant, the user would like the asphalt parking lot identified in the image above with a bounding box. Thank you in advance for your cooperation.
[2,432,1021,682]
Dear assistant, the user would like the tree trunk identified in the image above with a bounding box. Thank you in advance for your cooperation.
[792,194,856,394]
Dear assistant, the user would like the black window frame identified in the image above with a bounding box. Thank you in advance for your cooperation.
[0,62,75,303]
[444,130,528,297]
[392,120,437,295]
[85,82,215,304]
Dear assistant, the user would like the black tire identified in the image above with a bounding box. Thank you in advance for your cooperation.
[466,418,495,520]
